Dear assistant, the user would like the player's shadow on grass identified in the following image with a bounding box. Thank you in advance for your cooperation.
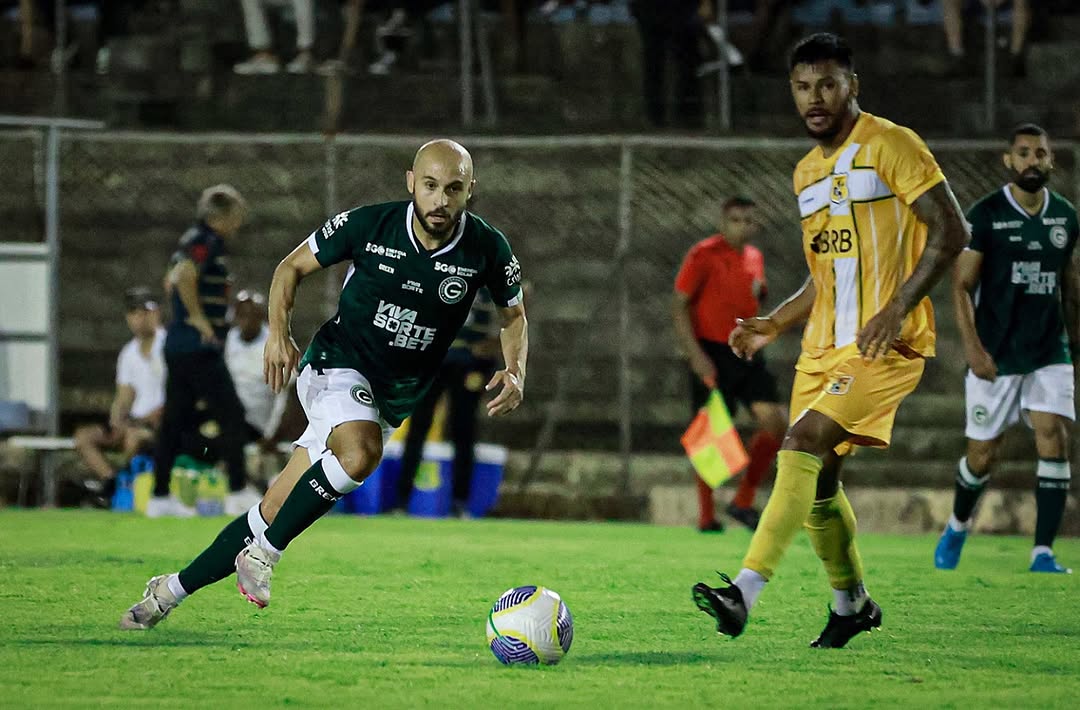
[573,651,718,666]
[13,632,249,648]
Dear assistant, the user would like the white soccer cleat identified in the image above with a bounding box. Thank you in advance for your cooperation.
[225,487,263,517]
[118,574,181,630]
[146,495,197,518]
[235,542,278,608]
[233,54,280,75]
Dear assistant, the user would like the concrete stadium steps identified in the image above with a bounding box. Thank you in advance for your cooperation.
[502,448,1052,497]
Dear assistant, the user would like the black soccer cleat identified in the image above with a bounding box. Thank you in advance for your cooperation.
[692,573,748,638]
[725,503,761,531]
[810,599,882,648]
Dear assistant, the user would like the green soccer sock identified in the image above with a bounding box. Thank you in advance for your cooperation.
[177,506,268,594]
[262,457,358,552]
[952,456,989,526]
[1034,459,1070,549]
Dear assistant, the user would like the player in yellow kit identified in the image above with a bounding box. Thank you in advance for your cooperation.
[691,33,970,648]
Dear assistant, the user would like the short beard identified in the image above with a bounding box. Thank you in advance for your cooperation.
[413,198,459,238]
[1012,169,1049,194]
[804,115,843,142]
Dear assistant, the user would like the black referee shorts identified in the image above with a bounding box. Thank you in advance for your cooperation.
[689,339,780,417]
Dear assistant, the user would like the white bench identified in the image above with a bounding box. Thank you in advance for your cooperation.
[5,436,75,507]
[4,436,295,507]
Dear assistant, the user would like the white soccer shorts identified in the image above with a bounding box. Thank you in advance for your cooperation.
[964,363,1076,440]
[293,365,395,456]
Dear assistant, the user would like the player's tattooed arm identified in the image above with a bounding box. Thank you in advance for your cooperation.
[952,248,996,381]
[486,302,527,417]
[857,180,969,360]
[265,240,324,393]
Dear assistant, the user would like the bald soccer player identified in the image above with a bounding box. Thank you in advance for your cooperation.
[120,139,529,629]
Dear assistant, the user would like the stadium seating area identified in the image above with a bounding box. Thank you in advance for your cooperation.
[1,1,1080,135]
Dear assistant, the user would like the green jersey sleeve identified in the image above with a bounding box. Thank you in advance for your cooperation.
[966,201,990,253]
[306,208,366,267]
[485,230,523,307]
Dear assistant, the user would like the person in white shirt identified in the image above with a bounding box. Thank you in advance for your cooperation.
[74,288,165,504]
[225,290,290,447]
[223,290,292,515]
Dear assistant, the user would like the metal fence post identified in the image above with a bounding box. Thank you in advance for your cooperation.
[459,0,475,128]
[323,136,340,320]
[717,0,731,132]
[617,143,634,492]
[983,4,996,133]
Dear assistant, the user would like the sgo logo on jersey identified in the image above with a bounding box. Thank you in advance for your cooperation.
[350,384,374,406]
[439,276,468,304]
[435,261,477,278]
[830,175,848,204]
[366,242,406,260]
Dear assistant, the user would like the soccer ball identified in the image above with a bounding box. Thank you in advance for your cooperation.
[486,586,573,665]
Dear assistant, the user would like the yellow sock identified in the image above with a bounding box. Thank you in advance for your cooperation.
[804,484,864,590]
[742,450,823,579]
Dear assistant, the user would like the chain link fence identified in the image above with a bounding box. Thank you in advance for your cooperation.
[1,129,1076,491]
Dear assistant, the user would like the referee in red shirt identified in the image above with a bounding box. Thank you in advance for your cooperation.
[672,196,787,531]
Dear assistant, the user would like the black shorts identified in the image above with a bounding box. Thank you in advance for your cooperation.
[689,339,780,416]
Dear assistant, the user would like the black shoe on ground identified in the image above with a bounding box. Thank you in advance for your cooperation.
[725,503,760,530]
[692,573,748,637]
[698,519,725,533]
[810,599,882,648]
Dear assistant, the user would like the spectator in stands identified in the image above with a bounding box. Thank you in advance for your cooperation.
[91,0,149,74]
[234,0,316,74]
[630,0,704,128]
[943,0,1031,77]
[149,185,251,518]
[672,196,786,531]
[396,288,502,517]
[73,287,165,507]
[224,290,291,507]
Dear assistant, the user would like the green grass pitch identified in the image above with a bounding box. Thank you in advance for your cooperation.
[0,510,1077,708]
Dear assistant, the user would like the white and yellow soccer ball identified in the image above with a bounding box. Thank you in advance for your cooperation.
[486,585,574,665]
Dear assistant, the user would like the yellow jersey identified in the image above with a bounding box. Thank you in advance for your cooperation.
[792,112,945,370]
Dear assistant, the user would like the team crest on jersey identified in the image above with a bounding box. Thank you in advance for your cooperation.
[439,276,468,304]
[971,405,989,425]
[830,175,848,205]
[350,384,374,406]
[826,375,854,396]
[1050,225,1068,249]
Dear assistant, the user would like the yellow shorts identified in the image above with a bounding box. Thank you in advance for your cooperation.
[790,344,926,455]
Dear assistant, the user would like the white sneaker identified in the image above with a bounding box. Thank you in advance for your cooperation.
[316,58,348,76]
[146,495,197,518]
[225,487,262,517]
[286,52,313,74]
[368,50,397,76]
[118,574,181,630]
[234,54,281,75]
[236,542,279,608]
[95,47,110,75]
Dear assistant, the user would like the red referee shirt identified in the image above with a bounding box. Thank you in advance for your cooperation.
[674,234,766,344]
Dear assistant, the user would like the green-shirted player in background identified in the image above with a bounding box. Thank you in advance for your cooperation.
[935,123,1080,574]
[120,139,528,629]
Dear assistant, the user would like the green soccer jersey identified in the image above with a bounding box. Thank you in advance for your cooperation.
[967,186,1079,375]
[299,201,523,426]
